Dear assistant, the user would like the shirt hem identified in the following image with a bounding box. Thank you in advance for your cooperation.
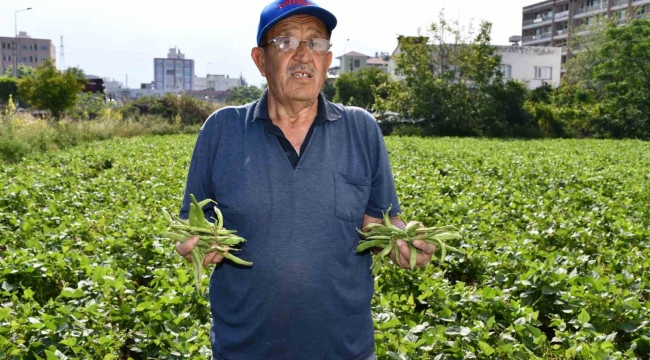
[211,342,375,360]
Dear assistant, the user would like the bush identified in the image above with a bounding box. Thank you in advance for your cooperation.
[121,94,219,125]
[391,124,426,137]
[0,137,31,163]
[0,77,19,103]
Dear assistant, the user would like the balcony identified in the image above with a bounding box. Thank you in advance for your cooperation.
[611,0,628,8]
[616,17,628,24]
[632,0,650,6]
[554,10,570,21]
[555,29,569,39]
[523,14,553,29]
[634,12,650,19]
[522,32,552,44]
[574,4,608,18]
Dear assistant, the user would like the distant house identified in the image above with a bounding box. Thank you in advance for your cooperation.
[331,51,391,75]
[389,36,562,89]
[367,52,390,73]
[335,51,369,73]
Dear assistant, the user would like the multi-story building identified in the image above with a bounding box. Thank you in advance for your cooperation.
[194,74,241,91]
[522,0,650,72]
[388,37,562,89]
[153,48,195,91]
[0,32,56,75]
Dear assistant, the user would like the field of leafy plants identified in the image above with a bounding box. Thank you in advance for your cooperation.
[1,134,649,359]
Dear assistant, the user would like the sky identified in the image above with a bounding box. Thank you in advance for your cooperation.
[0,0,531,89]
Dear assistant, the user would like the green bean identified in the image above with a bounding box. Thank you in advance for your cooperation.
[356,239,390,252]
[159,194,253,295]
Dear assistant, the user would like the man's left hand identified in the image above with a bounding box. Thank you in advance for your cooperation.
[390,239,436,270]
[362,214,437,270]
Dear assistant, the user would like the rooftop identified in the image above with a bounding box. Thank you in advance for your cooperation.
[336,51,369,59]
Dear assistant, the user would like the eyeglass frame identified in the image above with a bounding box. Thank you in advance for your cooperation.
[261,36,332,55]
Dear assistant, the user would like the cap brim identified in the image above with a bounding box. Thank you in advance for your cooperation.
[258,7,337,46]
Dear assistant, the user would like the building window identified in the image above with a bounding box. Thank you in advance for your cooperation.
[535,66,552,80]
[1,43,4,49]
[354,59,360,68]
[22,45,28,50]
[29,56,33,63]
[175,61,183,69]
[156,75,163,82]
[166,69,174,75]
[7,56,11,61]
[2,56,5,61]
[165,60,174,68]
[499,64,512,79]
[184,67,191,75]
[155,59,163,66]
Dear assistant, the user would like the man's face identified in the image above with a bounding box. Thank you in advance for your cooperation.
[254,15,333,103]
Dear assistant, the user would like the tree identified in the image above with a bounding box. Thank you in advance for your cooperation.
[333,66,389,110]
[321,81,335,101]
[0,77,19,103]
[18,60,85,118]
[374,11,529,137]
[229,85,263,105]
[562,15,611,91]
[591,18,650,138]
[4,64,34,79]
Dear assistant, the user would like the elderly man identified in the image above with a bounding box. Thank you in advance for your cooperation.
[175,1,436,359]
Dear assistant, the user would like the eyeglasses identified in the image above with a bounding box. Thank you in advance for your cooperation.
[262,36,331,55]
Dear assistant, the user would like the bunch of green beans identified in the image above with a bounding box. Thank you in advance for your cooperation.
[160,194,252,294]
[356,209,464,275]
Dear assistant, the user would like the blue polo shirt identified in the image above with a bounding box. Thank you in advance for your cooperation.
[179,90,401,360]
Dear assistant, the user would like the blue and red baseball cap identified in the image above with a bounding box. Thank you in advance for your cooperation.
[257,0,337,46]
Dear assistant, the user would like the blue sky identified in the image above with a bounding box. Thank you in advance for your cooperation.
[1,0,529,88]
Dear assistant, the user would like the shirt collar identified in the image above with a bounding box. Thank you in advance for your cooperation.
[252,88,341,124]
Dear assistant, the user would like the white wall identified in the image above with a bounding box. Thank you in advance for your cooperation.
[497,46,562,89]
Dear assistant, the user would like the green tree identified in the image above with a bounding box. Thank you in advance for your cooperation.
[591,18,650,138]
[375,12,530,137]
[321,81,335,101]
[0,77,19,103]
[562,15,611,91]
[333,66,389,110]
[229,85,263,105]
[18,60,85,118]
[4,64,34,79]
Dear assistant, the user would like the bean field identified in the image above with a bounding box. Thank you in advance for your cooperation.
[1,135,649,359]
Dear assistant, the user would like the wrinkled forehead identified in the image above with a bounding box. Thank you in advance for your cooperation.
[268,14,328,38]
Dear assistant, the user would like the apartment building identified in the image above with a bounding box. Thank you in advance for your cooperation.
[0,32,56,75]
[153,47,195,91]
[522,0,650,71]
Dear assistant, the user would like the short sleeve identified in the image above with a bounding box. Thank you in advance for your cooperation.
[363,114,402,219]
[178,112,222,221]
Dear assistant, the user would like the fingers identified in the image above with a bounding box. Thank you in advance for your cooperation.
[388,240,411,269]
[414,240,435,267]
[203,251,224,266]
[389,240,436,269]
[176,236,199,263]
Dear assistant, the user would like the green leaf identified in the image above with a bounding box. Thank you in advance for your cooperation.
[60,287,84,298]
[60,338,77,346]
[478,341,495,356]
[578,309,590,324]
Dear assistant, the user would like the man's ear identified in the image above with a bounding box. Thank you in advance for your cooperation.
[251,47,266,77]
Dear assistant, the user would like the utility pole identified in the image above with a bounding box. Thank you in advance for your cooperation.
[126,74,128,89]
[60,35,65,71]
[14,7,33,78]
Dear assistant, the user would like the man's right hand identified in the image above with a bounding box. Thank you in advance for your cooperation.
[175,236,225,266]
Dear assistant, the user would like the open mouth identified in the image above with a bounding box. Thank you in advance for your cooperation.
[292,72,313,79]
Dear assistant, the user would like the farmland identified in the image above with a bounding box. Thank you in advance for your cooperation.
[1,135,649,359]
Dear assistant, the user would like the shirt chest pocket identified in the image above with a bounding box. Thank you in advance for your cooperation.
[333,172,371,222]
